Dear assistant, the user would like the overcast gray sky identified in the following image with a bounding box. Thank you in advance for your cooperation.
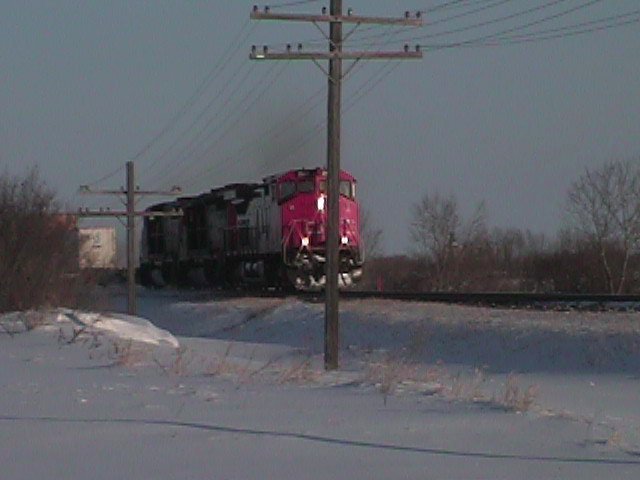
[1,0,639,254]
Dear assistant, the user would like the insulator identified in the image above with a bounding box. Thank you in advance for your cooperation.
[251,45,257,54]
[264,6,270,13]
[347,8,353,16]
[252,5,258,12]
[405,11,410,19]
[263,45,268,54]
[286,44,292,52]
[404,44,409,52]
[415,44,421,52]
[416,11,422,19]
[298,43,303,51]
[322,6,327,15]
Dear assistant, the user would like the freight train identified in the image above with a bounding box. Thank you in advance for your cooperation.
[139,167,364,290]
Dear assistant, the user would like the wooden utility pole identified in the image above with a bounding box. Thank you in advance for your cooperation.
[77,161,181,315]
[326,0,343,371]
[250,3,422,370]
[126,161,136,314]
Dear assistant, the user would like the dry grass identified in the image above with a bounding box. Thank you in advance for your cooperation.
[358,354,540,413]
[22,311,50,331]
[499,373,539,412]
[446,367,488,403]
[111,340,153,367]
[169,346,191,375]
[362,356,446,404]
[203,343,236,377]
[277,356,321,385]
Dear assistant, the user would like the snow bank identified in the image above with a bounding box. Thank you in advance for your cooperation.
[0,309,179,348]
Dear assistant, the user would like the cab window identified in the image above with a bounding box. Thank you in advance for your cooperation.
[340,180,353,199]
[298,180,314,193]
[279,181,296,202]
[317,180,354,199]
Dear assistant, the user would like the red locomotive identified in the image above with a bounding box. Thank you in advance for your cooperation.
[140,168,363,289]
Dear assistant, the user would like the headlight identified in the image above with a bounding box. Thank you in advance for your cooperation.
[301,237,310,247]
[317,196,325,211]
[341,236,349,245]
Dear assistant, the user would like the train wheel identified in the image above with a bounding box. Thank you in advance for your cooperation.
[139,264,152,287]
[188,266,209,288]
[150,268,166,288]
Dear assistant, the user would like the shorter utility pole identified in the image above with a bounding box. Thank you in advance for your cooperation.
[77,161,181,315]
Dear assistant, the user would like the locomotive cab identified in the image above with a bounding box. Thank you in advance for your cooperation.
[273,168,363,289]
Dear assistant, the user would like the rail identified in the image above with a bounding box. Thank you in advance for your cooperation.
[206,289,640,311]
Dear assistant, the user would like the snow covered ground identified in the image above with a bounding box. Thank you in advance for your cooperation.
[1,288,640,479]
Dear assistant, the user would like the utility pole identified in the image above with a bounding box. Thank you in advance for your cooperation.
[77,161,181,315]
[126,161,136,315]
[250,2,422,370]
[326,0,343,372]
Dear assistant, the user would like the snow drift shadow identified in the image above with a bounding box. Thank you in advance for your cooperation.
[1,415,638,466]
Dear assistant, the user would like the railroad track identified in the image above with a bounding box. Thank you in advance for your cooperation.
[211,289,640,311]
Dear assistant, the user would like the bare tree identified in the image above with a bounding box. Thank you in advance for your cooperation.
[566,159,640,293]
[409,192,487,290]
[360,208,384,260]
[0,168,80,312]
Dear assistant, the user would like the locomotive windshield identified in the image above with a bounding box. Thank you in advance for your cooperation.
[298,180,314,193]
[279,177,355,202]
[319,180,355,199]
[279,179,316,202]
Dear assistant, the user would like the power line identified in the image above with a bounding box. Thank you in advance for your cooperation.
[448,12,640,48]
[171,62,288,189]
[129,20,253,163]
[343,0,514,46]
[179,11,411,190]
[262,61,401,174]
[351,0,575,47]
[177,84,327,191]
[353,0,617,52]
[480,9,640,41]
[416,0,614,49]
[174,21,408,191]
[422,0,515,27]
[142,63,261,188]
[83,19,254,187]
[85,164,124,188]
[176,87,325,192]
[139,60,257,183]
[424,0,494,13]
[268,0,321,8]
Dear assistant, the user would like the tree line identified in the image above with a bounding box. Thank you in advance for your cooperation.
[361,158,640,294]
[2,158,639,313]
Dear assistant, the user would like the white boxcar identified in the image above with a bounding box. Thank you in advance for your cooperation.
[79,227,117,269]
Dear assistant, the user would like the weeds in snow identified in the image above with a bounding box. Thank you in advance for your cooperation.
[277,356,320,385]
[447,367,488,403]
[111,340,150,367]
[362,356,445,405]
[499,373,539,412]
[22,311,49,331]
[204,342,235,377]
